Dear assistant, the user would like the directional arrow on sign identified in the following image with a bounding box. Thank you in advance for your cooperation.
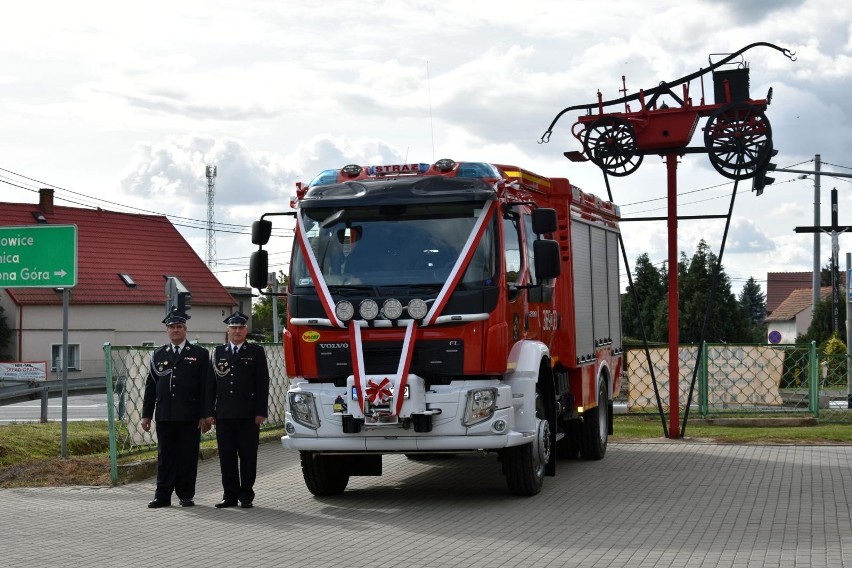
[0,225,77,288]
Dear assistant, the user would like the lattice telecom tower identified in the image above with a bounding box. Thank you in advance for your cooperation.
[205,164,217,270]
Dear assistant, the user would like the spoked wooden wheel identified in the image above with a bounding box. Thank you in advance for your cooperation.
[582,117,643,177]
[704,102,773,180]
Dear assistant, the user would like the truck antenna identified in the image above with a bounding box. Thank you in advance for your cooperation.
[427,61,435,161]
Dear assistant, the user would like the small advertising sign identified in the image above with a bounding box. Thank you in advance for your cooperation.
[0,361,48,382]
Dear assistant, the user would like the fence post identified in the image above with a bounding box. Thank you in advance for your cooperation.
[698,341,708,417]
[104,342,118,485]
[40,386,49,423]
[809,341,820,418]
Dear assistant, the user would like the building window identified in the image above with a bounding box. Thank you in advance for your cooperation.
[51,344,81,371]
[119,273,137,287]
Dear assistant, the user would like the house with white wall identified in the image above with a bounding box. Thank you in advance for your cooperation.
[1,189,238,379]
[765,286,830,344]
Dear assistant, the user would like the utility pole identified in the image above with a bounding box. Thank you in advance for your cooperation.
[794,188,849,333]
[785,157,852,411]
[269,271,279,342]
[847,253,852,408]
[778,155,852,316]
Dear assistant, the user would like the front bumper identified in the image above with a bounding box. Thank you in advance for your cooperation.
[281,375,536,452]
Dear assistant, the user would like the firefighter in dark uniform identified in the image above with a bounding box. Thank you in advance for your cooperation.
[205,311,269,509]
[141,309,210,508]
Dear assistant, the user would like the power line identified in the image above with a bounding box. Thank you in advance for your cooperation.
[0,167,295,239]
[619,158,821,209]
[0,169,298,281]
[822,161,852,171]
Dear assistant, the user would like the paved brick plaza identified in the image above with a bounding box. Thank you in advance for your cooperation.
[2,441,851,567]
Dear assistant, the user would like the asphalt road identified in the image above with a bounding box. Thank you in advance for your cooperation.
[0,393,107,423]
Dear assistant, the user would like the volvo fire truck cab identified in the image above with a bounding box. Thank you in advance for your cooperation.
[249,158,623,496]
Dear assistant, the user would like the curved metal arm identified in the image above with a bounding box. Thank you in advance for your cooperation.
[539,42,796,144]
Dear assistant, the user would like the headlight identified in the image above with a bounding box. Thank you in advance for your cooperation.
[462,387,498,426]
[359,299,379,320]
[382,298,403,320]
[335,300,355,322]
[289,392,320,429]
[407,298,428,320]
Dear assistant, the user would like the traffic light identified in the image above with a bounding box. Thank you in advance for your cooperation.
[752,148,778,196]
[177,291,192,318]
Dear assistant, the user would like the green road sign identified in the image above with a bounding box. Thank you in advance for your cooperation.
[0,225,78,287]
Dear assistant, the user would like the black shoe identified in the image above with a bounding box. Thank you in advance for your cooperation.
[214,499,238,508]
[147,499,171,508]
[179,499,195,507]
[240,501,253,509]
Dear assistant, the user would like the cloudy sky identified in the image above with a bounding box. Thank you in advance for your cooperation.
[2,0,851,296]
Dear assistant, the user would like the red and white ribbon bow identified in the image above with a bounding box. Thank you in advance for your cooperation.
[365,378,393,404]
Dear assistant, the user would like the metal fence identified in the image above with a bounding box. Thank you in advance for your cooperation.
[623,342,852,422]
[104,342,289,482]
[103,340,852,481]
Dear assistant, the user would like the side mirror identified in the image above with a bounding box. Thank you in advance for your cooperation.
[252,220,273,245]
[249,250,269,289]
[533,240,561,280]
[531,208,558,235]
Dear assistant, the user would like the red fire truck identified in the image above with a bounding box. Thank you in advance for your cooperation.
[249,159,623,496]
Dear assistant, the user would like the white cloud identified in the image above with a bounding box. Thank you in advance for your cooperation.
[1,0,851,292]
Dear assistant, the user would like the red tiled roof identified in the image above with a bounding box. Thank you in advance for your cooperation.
[766,272,812,315]
[1,200,235,307]
[764,286,831,322]
[766,271,846,316]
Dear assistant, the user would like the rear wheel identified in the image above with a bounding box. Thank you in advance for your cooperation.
[300,451,350,496]
[580,380,609,460]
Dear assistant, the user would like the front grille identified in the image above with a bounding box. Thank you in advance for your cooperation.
[315,339,463,379]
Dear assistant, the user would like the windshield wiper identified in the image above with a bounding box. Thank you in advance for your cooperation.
[327,284,378,297]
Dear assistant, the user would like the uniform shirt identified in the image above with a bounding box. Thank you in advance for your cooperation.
[206,342,270,420]
[142,342,210,422]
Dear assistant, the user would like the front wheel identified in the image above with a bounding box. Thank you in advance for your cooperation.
[300,451,350,496]
[580,380,609,460]
[503,412,551,496]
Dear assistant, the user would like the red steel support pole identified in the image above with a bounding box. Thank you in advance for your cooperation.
[667,153,680,438]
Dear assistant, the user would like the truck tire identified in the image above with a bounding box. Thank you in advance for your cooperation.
[503,389,551,496]
[580,380,609,460]
[300,451,350,496]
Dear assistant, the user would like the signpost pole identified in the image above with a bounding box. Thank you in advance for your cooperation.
[61,287,69,458]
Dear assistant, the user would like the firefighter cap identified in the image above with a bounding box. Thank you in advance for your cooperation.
[163,308,189,325]
[224,311,249,327]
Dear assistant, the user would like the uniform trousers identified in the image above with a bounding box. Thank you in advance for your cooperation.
[154,421,201,501]
[215,418,260,503]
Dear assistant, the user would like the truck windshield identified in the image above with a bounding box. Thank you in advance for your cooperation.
[291,202,497,288]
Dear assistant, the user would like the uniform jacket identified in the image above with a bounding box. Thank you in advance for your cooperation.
[142,342,210,422]
[205,342,270,420]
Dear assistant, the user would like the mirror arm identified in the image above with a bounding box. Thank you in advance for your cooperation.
[255,290,288,297]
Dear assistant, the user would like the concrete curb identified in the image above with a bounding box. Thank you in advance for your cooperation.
[688,417,819,427]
